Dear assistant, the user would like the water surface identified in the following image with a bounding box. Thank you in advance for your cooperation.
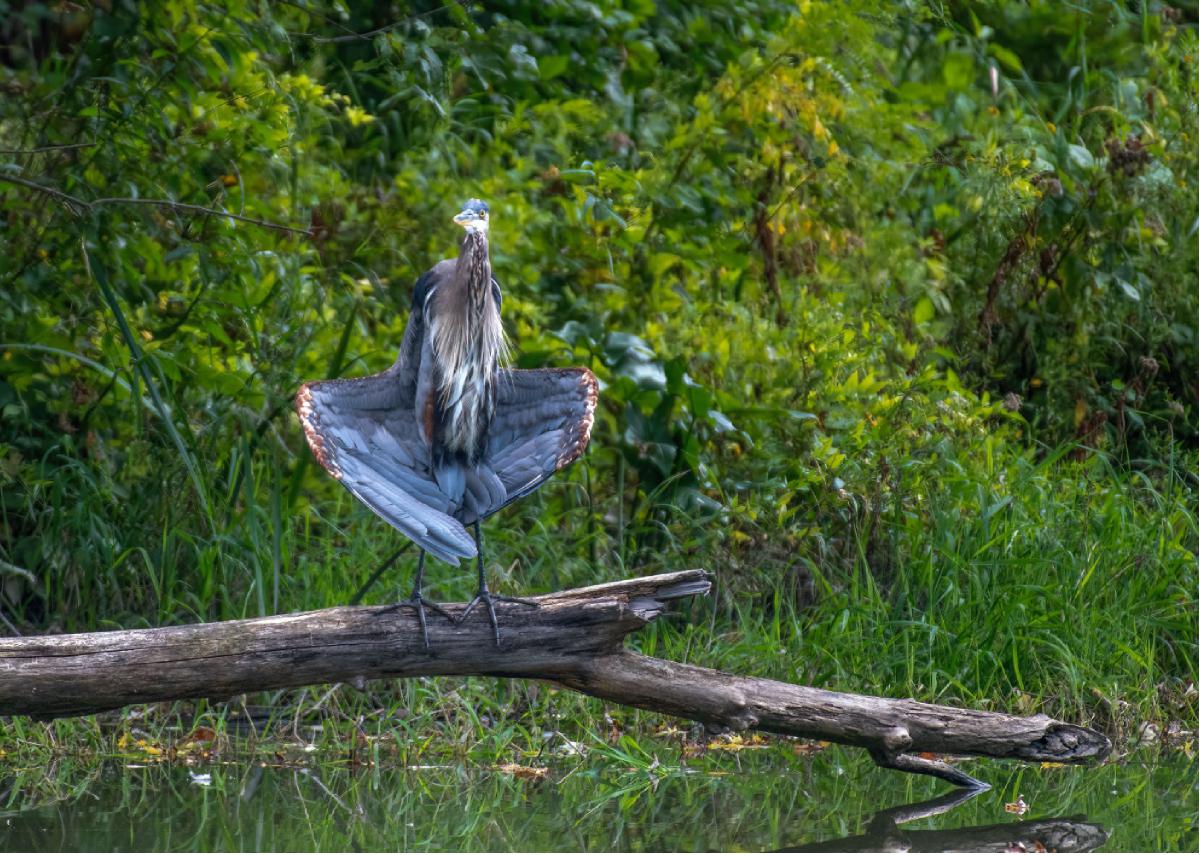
[1,747,1194,851]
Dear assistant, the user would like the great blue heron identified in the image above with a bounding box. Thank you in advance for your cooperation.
[296,199,598,646]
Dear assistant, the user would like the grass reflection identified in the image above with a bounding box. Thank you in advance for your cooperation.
[0,746,1194,851]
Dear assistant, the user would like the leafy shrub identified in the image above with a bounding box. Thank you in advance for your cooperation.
[0,0,1193,694]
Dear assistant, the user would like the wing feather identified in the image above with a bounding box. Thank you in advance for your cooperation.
[298,335,598,553]
[295,373,476,564]
[485,367,598,509]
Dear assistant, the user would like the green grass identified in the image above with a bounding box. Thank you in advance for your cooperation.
[3,421,1195,747]
[691,447,1196,735]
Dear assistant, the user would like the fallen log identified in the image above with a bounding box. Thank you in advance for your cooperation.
[0,570,1109,788]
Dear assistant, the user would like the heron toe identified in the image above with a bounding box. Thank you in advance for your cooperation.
[457,590,538,646]
[379,594,455,650]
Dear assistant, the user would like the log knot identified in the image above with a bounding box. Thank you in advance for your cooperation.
[882,725,912,752]
[717,687,759,731]
[726,710,760,730]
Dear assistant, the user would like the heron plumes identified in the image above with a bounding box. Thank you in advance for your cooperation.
[430,225,507,463]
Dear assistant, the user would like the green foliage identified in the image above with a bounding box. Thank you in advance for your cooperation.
[0,0,1194,726]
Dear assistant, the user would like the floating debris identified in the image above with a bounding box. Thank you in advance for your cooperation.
[793,741,830,756]
[1004,794,1029,815]
[495,764,549,780]
[543,731,588,757]
[706,733,770,752]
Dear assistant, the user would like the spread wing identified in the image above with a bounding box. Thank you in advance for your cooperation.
[487,367,599,509]
[297,322,597,560]
[295,371,478,565]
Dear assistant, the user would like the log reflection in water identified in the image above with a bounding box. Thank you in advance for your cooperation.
[782,787,1109,853]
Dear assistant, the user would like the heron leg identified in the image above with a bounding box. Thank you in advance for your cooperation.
[377,550,454,649]
[457,522,537,645]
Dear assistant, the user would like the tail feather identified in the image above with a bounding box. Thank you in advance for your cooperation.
[433,456,466,508]
[461,463,507,523]
[349,478,475,565]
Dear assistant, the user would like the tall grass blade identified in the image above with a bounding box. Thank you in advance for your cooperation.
[82,238,215,534]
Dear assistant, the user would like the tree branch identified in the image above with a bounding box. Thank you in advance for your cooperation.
[282,2,461,43]
[0,174,312,236]
[90,197,312,236]
[0,142,96,154]
[0,570,1111,788]
[0,173,90,215]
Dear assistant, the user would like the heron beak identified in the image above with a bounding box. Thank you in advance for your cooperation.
[453,210,473,227]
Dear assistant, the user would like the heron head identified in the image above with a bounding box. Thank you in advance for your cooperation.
[452,199,489,234]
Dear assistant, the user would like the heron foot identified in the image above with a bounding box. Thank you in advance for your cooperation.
[378,594,455,650]
[457,590,538,646]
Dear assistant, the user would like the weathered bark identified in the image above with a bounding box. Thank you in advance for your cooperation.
[0,570,1109,788]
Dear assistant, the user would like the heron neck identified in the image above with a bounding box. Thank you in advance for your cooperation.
[457,229,491,302]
